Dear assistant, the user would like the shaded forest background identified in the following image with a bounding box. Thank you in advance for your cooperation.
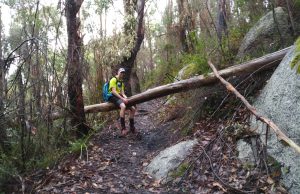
[0,0,299,190]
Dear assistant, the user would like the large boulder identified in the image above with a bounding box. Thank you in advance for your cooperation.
[237,7,294,61]
[144,139,198,182]
[176,63,199,81]
[238,44,300,193]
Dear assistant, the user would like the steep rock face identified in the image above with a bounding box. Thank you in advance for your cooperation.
[238,45,300,193]
[237,7,294,61]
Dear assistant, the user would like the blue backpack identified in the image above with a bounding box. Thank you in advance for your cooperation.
[102,77,122,102]
[102,80,113,102]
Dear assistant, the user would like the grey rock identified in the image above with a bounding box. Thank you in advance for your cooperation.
[144,139,198,182]
[237,140,256,165]
[250,45,300,193]
[237,7,293,61]
[166,63,199,105]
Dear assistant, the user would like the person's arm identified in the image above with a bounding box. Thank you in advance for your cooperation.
[111,86,128,104]
[120,82,128,103]
[120,82,128,100]
[109,78,128,103]
[112,87,125,100]
[109,78,120,98]
[121,90,127,99]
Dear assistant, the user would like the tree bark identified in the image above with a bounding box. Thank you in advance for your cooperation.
[208,61,300,154]
[17,72,27,169]
[216,0,227,42]
[0,58,7,151]
[130,61,141,95]
[0,9,7,151]
[51,46,291,119]
[33,42,42,116]
[66,0,89,138]
[285,0,296,36]
[177,0,189,52]
[32,0,42,117]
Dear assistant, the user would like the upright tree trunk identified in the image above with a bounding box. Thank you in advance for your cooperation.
[177,0,189,52]
[99,10,103,38]
[216,0,227,43]
[33,42,42,116]
[285,0,296,36]
[0,58,7,152]
[32,0,42,118]
[130,61,141,95]
[146,18,154,69]
[66,0,89,138]
[94,45,104,103]
[117,0,145,96]
[17,72,27,169]
[0,9,7,151]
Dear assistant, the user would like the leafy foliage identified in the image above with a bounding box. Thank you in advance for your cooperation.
[0,152,18,188]
[181,37,210,76]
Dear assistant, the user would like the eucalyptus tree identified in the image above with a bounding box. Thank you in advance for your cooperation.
[216,0,227,43]
[4,0,44,126]
[66,0,89,138]
[116,0,145,96]
[177,0,186,52]
[134,10,156,91]
[0,8,7,152]
[0,0,68,171]
[85,0,113,104]
[95,0,112,38]
[4,0,41,167]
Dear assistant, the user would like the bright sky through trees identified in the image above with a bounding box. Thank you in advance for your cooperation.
[0,0,166,75]
[1,0,166,41]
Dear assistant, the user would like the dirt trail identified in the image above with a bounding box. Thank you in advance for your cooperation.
[37,100,180,193]
[25,98,281,194]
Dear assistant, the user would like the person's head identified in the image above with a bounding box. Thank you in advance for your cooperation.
[117,67,126,78]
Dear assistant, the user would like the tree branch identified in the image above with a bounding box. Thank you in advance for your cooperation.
[208,60,300,154]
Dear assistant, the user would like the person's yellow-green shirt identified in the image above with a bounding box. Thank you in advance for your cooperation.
[109,77,124,95]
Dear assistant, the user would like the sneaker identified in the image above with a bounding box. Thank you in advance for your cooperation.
[121,128,129,137]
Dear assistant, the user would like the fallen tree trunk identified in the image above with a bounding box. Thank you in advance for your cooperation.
[52,46,291,120]
[208,60,300,154]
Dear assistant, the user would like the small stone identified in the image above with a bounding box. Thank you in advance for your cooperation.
[142,162,148,167]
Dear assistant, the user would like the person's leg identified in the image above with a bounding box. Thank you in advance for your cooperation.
[119,103,126,130]
[109,96,129,136]
[129,106,136,133]
[119,103,126,118]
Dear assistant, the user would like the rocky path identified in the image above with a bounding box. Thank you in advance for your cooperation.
[36,100,179,193]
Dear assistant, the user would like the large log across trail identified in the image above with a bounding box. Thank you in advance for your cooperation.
[52,46,291,120]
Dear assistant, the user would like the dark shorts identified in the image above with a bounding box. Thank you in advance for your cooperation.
[108,95,135,110]
[108,95,123,107]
